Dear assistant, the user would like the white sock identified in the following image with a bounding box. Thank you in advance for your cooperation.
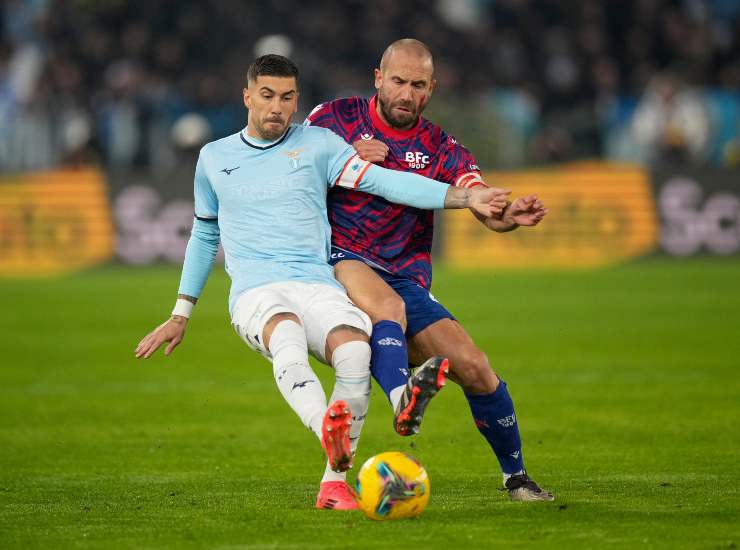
[389,385,405,412]
[503,470,525,484]
[269,320,327,438]
[320,340,372,484]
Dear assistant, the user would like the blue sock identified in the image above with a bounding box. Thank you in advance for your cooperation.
[369,321,409,404]
[466,380,525,475]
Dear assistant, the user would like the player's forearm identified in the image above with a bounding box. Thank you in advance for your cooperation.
[177,218,220,302]
[359,164,448,209]
[445,187,478,209]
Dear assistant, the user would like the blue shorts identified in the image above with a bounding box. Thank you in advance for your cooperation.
[329,247,455,337]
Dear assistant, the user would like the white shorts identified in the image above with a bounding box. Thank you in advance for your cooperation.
[231,281,372,364]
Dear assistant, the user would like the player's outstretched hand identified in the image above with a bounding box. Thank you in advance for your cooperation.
[135,316,187,359]
[503,194,549,226]
[352,138,389,163]
[470,187,511,218]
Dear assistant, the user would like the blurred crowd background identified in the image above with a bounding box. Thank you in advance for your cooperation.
[1,0,739,173]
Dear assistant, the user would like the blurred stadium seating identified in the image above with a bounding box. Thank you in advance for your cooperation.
[1,1,738,276]
[1,0,738,172]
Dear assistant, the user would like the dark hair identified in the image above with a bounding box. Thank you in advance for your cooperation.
[246,54,299,86]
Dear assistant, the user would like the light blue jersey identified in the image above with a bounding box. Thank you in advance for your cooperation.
[178,123,450,315]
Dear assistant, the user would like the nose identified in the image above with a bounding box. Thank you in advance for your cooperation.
[269,96,282,114]
[397,84,413,102]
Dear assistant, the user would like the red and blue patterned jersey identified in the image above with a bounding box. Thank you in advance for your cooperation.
[305,95,483,289]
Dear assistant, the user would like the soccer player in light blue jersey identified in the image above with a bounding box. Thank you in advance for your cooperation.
[135,55,508,510]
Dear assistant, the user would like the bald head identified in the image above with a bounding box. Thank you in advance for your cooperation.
[373,39,437,130]
[379,39,434,75]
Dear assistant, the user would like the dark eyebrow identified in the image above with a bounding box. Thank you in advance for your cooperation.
[259,86,296,96]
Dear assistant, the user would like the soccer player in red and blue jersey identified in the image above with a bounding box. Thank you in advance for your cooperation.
[305,39,553,501]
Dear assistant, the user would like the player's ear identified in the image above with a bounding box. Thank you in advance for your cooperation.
[429,78,437,96]
[373,68,382,90]
[243,87,251,109]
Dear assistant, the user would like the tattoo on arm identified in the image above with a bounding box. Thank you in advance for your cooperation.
[444,187,472,209]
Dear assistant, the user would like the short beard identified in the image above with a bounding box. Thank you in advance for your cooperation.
[257,120,287,141]
[377,92,418,130]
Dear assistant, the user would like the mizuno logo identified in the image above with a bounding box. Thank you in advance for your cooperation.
[497,414,517,428]
[292,380,315,390]
[377,337,403,347]
[221,166,240,175]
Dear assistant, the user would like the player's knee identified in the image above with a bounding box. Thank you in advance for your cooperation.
[332,340,372,393]
[455,349,499,393]
[266,311,301,328]
[369,294,406,326]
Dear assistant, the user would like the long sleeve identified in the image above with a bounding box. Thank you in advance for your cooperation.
[354,163,448,210]
[177,148,220,299]
[322,128,448,210]
[177,218,220,298]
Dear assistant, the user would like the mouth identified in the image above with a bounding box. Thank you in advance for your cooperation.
[393,106,412,115]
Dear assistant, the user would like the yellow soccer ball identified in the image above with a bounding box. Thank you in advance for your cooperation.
[355,451,430,520]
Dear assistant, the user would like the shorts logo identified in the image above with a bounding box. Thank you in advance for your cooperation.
[360,133,374,140]
[405,151,430,169]
[497,414,516,428]
[330,251,346,260]
[510,450,520,459]
[474,418,490,429]
[377,337,403,347]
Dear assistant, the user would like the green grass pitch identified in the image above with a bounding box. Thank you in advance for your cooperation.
[1,259,738,549]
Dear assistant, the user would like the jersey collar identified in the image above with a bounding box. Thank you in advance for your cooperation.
[240,126,292,150]
[368,95,421,140]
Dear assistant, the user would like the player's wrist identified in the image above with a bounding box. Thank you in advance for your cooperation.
[500,202,519,230]
[172,298,194,319]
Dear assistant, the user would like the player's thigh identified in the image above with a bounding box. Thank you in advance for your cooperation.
[302,284,372,364]
[231,283,302,360]
[333,260,406,326]
[407,318,477,365]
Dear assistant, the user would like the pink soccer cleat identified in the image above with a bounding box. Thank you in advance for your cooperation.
[321,400,353,472]
[315,481,358,510]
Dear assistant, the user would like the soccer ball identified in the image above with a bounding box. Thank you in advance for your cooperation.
[355,451,430,520]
